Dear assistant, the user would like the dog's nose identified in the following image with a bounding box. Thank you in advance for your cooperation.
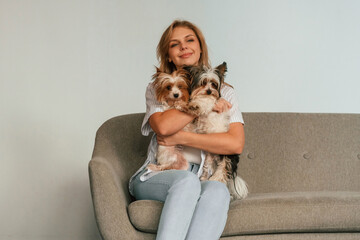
[174,93,179,98]
[206,89,212,95]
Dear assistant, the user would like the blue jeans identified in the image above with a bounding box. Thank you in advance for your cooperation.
[132,163,230,240]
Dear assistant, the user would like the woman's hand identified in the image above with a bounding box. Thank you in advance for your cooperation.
[157,131,185,146]
[213,98,232,113]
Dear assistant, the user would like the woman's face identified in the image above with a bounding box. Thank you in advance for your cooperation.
[168,27,202,68]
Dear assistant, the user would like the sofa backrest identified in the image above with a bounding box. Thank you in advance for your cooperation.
[93,112,360,195]
[239,113,360,193]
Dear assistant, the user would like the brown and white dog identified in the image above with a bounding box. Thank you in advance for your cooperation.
[147,68,191,171]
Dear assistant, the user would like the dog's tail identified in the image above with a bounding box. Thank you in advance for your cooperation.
[222,154,248,200]
[228,175,248,200]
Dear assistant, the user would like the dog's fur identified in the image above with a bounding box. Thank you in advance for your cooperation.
[147,68,191,171]
[186,62,248,200]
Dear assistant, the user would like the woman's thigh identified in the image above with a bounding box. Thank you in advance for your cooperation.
[132,169,199,202]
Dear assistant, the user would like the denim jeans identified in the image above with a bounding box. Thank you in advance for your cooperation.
[132,163,230,240]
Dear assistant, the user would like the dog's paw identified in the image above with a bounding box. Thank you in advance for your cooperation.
[189,103,199,111]
[200,175,208,181]
[200,169,210,181]
[147,164,161,171]
[188,103,201,116]
[174,101,188,112]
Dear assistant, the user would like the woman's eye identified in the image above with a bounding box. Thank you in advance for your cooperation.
[170,43,178,48]
[187,39,194,42]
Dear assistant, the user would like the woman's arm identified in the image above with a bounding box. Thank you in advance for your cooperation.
[149,109,195,136]
[157,122,245,155]
[149,97,231,136]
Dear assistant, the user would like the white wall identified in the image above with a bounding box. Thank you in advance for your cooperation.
[1,0,359,239]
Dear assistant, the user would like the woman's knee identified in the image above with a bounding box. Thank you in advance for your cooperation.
[201,181,230,205]
[170,170,201,194]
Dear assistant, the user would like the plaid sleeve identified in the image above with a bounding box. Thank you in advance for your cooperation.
[141,83,164,136]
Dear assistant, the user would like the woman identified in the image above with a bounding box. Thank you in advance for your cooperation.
[129,20,245,240]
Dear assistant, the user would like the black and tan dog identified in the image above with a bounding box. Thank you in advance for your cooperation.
[186,62,248,200]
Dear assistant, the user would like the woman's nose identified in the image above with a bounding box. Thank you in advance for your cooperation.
[180,42,187,50]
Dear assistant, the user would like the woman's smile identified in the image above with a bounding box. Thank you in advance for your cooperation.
[180,52,193,58]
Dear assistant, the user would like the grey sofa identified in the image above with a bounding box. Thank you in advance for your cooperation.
[89,112,360,240]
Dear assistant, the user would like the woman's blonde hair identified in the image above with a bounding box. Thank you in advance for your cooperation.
[157,20,210,73]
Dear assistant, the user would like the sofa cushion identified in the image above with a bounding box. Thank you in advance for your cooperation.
[223,191,360,236]
[128,191,360,235]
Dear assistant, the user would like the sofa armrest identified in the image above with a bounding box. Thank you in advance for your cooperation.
[89,157,154,240]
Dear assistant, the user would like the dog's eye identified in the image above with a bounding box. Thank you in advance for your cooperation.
[202,80,208,86]
[211,83,218,89]
[166,86,171,90]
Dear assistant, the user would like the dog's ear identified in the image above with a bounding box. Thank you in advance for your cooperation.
[182,65,202,85]
[188,65,204,90]
[182,65,192,73]
[216,62,227,74]
[215,62,227,83]
[176,68,192,87]
[182,65,200,77]
[152,66,162,80]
